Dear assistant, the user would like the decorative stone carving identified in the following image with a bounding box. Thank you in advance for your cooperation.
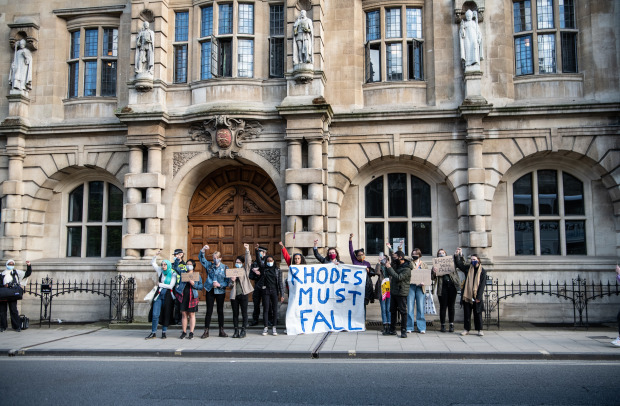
[173,151,201,176]
[455,0,485,23]
[189,115,263,158]
[254,148,282,172]
[459,9,483,72]
[8,19,40,51]
[214,197,234,214]
[9,39,33,95]
[243,196,264,214]
[293,10,313,67]
[134,20,154,91]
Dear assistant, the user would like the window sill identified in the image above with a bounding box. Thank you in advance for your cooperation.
[62,96,117,104]
[363,80,426,90]
[513,73,583,83]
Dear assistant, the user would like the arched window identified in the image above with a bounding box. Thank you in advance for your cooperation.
[513,170,586,255]
[363,173,432,256]
[67,181,123,257]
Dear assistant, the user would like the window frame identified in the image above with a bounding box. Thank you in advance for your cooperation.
[269,3,285,78]
[512,0,579,76]
[510,169,589,256]
[360,171,437,257]
[173,10,190,84]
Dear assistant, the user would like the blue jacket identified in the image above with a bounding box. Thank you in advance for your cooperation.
[199,251,230,294]
[173,258,204,300]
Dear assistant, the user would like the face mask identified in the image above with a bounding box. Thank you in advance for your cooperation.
[6,265,14,271]
[438,253,446,257]
[187,265,194,271]
[214,258,220,264]
[328,253,337,260]
[471,260,479,267]
[235,263,243,268]
[412,256,419,261]
[267,262,274,267]
[259,252,265,258]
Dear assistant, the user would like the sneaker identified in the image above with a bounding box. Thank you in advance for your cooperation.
[419,330,426,334]
[187,332,194,340]
[611,337,620,347]
[477,330,484,337]
[145,332,157,340]
[179,332,187,339]
[272,327,278,336]
[449,324,455,333]
[161,332,167,339]
[406,330,413,333]
[460,330,469,336]
[262,327,268,336]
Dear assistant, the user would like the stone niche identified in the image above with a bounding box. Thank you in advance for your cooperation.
[454,0,485,23]
[8,16,40,51]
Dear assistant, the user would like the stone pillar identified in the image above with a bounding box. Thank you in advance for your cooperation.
[144,145,163,257]
[307,139,324,233]
[1,135,26,259]
[123,147,143,259]
[286,140,303,234]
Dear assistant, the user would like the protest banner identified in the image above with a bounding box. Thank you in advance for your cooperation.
[286,263,367,335]
[181,272,201,282]
[410,264,432,286]
[432,256,455,276]
[225,268,245,278]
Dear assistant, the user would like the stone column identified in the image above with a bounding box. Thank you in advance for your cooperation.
[123,147,143,259]
[307,139,324,233]
[286,140,303,234]
[1,135,26,259]
[144,145,163,258]
[465,114,489,259]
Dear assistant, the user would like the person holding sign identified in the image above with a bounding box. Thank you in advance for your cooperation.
[313,239,343,264]
[258,255,285,336]
[407,248,429,334]
[199,245,231,338]
[454,249,487,336]
[431,249,460,333]
[249,245,269,327]
[229,243,254,338]
[382,251,412,338]
[173,259,203,339]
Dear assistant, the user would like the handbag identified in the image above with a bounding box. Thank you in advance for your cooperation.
[143,286,157,302]
[0,284,23,301]
[424,289,437,315]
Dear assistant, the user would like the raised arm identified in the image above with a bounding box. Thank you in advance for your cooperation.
[151,253,162,277]
[348,236,356,263]
[313,239,326,263]
[280,241,291,266]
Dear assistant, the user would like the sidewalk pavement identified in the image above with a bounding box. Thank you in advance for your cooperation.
[1,322,619,360]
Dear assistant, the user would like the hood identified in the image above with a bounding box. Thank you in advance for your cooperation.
[5,259,15,269]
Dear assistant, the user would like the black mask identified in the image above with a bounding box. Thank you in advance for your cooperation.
[411,255,419,261]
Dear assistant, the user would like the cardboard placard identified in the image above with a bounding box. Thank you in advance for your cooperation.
[181,272,200,282]
[392,238,405,252]
[226,268,245,278]
[410,265,432,286]
[432,256,455,276]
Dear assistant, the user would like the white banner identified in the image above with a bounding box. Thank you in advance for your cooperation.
[286,264,367,335]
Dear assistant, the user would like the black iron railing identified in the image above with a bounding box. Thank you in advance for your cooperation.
[23,275,135,327]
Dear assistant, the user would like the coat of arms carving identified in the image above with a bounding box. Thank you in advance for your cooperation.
[189,115,263,158]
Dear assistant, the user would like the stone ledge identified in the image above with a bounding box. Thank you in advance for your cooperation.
[124,173,166,189]
[124,203,165,219]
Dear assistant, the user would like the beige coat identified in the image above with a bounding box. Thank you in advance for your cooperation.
[230,249,254,299]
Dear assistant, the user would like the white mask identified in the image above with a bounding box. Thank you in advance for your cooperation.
[267,262,274,267]
[235,263,243,268]
[187,265,194,271]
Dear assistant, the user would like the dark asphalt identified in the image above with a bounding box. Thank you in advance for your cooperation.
[1,357,617,405]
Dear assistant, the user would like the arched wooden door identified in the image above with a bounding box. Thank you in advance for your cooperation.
[188,165,281,300]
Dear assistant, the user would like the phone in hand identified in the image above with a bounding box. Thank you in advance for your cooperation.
[379,252,386,264]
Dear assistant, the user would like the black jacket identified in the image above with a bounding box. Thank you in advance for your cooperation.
[455,255,487,304]
[383,259,413,296]
[258,263,284,297]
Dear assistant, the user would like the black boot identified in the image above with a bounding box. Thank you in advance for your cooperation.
[239,328,246,338]
[440,324,446,333]
[400,330,407,338]
[219,327,228,337]
[200,328,209,339]
[383,324,389,334]
[232,328,240,338]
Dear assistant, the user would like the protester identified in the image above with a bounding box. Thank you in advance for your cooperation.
[313,239,343,264]
[230,243,254,338]
[249,245,268,326]
[259,255,284,336]
[172,248,185,325]
[279,241,306,266]
[406,248,428,334]
[431,248,460,333]
[374,253,391,334]
[454,248,487,336]
[349,234,375,320]
[146,251,177,339]
[382,251,412,338]
[173,259,203,339]
[612,265,620,347]
[0,259,32,332]
[199,245,230,338]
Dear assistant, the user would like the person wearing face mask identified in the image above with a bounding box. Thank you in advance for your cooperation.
[198,244,230,338]
[382,251,412,338]
[313,239,343,264]
[249,245,270,326]
[173,259,203,339]
[0,259,32,332]
[349,234,376,321]
[229,243,254,338]
[259,255,284,336]
[171,249,185,325]
[431,248,461,332]
[405,248,428,334]
[146,251,178,339]
[454,249,487,336]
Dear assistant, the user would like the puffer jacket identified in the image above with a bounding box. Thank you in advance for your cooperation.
[383,259,413,296]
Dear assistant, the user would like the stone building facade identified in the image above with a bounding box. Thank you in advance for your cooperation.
[0,0,618,322]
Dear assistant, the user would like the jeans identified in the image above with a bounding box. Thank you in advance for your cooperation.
[151,291,168,333]
[380,296,391,324]
[407,284,426,332]
[231,294,249,328]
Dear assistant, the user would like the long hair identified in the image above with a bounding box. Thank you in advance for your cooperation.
[326,247,340,262]
[292,253,306,264]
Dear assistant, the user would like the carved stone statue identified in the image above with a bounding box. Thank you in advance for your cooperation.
[135,21,154,76]
[293,10,313,65]
[459,10,483,72]
[9,39,33,93]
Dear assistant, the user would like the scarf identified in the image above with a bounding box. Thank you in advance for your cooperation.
[160,260,173,285]
[462,264,482,304]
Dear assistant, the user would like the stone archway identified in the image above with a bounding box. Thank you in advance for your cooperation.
[187,165,281,299]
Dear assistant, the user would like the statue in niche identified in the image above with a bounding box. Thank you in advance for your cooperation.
[459,9,483,72]
[135,21,154,76]
[9,39,33,93]
[293,10,313,65]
